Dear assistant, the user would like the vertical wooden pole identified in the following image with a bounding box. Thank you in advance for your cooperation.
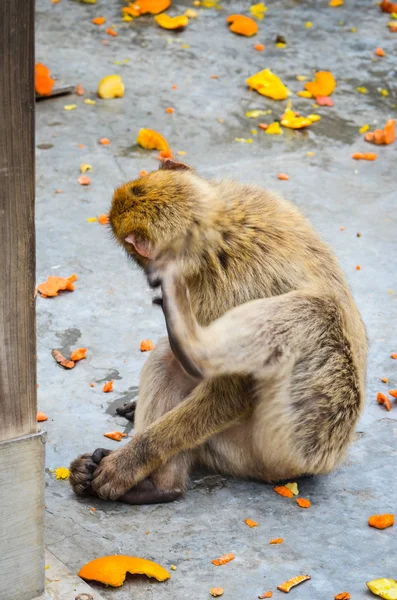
[0,1,45,599]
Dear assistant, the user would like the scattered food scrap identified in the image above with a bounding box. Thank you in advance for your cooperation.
[98,75,125,99]
[329,0,344,6]
[391,353,397,359]
[388,390,397,398]
[226,15,258,36]
[78,175,91,185]
[365,119,395,145]
[352,152,377,160]
[165,107,175,113]
[99,137,110,145]
[367,578,397,599]
[304,71,336,97]
[258,593,273,599]
[280,101,320,129]
[55,467,70,480]
[245,518,258,528]
[35,63,55,96]
[185,8,198,17]
[140,170,148,176]
[296,498,311,508]
[98,213,110,225]
[246,69,290,100]
[80,163,92,173]
[269,538,283,544]
[265,122,283,135]
[106,27,118,37]
[38,274,77,297]
[79,556,170,587]
[70,348,87,361]
[359,124,370,134]
[76,83,84,96]
[381,0,397,12]
[254,43,265,51]
[277,173,289,180]
[103,381,114,392]
[87,217,98,223]
[274,485,294,498]
[315,95,334,106]
[335,594,350,600]
[103,432,128,442]
[245,109,271,118]
[368,514,394,529]
[374,47,385,57]
[210,588,224,597]
[285,482,299,495]
[235,138,253,143]
[377,391,391,411]
[140,339,155,352]
[212,553,235,566]
[249,3,268,19]
[92,16,106,24]
[155,14,189,29]
[52,349,75,369]
[37,411,48,422]
[64,104,77,111]
[277,575,311,593]
[137,128,169,151]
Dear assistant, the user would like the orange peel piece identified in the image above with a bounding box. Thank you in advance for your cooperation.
[305,71,336,97]
[246,69,290,100]
[35,63,55,96]
[365,119,395,146]
[103,381,114,393]
[155,14,188,29]
[38,274,77,297]
[226,14,258,36]
[137,128,169,151]
[79,555,170,587]
[277,575,311,593]
[37,411,48,422]
[368,514,394,529]
[140,339,154,352]
[98,75,125,99]
[352,152,377,161]
[245,518,258,527]
[212,553,235,566]
[134,0,171,14]
[296,498,311,508]
[103,432,128,442]
[70,348,87,361]
[274,485,294,498]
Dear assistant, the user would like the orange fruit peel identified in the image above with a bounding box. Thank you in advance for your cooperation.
[79,555,170,587]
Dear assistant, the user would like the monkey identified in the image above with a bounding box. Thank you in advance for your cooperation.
[69,159,367,504]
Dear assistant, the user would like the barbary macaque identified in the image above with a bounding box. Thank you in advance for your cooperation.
[69,159,367,504]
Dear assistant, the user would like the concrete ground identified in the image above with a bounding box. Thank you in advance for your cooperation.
[36,0,396,598]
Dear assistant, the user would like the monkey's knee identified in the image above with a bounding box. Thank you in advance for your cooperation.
[69,448,112,497]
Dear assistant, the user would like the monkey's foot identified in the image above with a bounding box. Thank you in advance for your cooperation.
[69,448,112,496]
[119,479,183,505]
[116,400,137,422]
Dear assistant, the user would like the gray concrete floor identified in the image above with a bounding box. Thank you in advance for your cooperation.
[36,0,396,598]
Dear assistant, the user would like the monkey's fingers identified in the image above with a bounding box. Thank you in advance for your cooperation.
[116,401,137,422]
[152,296,163,307]
[92,447,113,464]
[69,453,98,496]
[118,479,183,505]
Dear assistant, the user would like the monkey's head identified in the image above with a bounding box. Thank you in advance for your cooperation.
[109,160,210,268]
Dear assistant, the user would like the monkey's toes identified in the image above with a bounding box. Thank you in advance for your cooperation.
[116,400,137,422]
[69,453,97,496]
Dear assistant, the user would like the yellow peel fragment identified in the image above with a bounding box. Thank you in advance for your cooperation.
[359,124,369,134]
[249,3,268,19]
[297,90,312,98]
[64,104,77,111]
[97,75,125,99]
[55,467,70,480]
[84,99,96,105]
[366,579,397,599]
[285,482,299,495]
[245,109,272,118]
[265,122,283,135]
[246,68,290,100]
[80,164,92,173]
[235,137,253,143]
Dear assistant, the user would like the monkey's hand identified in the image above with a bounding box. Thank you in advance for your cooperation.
[69,448,112,496]
[91,441,151,501]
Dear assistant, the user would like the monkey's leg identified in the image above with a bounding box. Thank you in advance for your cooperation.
[70,338,198,503]
[90,373,253,500]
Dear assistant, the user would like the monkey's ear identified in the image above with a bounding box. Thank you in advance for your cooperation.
[159,159,191,171]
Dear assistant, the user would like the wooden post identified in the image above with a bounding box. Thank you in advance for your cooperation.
[0,1,45,599]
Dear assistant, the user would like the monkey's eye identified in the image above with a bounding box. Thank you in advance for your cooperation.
[131,184,145,197]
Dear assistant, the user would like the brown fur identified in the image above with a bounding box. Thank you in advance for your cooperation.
[69,161,367,503]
